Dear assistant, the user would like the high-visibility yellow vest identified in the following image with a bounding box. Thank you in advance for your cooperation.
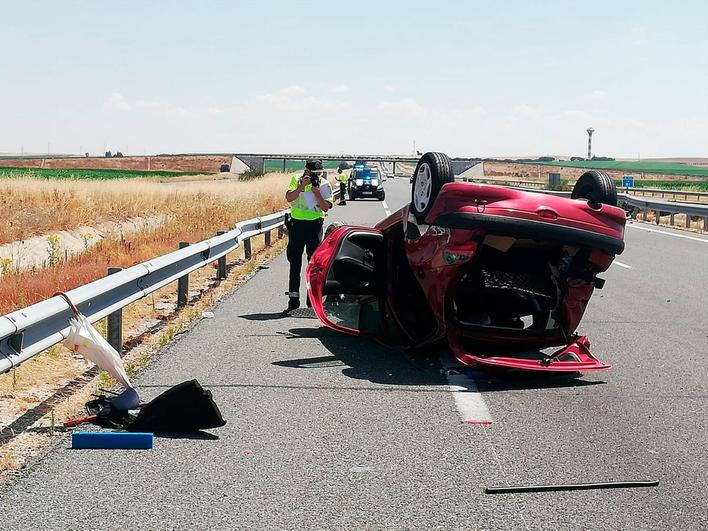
[288,175,333,220]
[336,171,349,184]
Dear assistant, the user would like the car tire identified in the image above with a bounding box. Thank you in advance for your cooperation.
[411,152,454,223]
[378,192,386,201]
[571,170,617,206]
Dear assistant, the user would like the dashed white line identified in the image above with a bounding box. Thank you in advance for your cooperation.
[612,260,633,269]
[441,356,493,425]
[381,200,392,216]
[627,224,708,243]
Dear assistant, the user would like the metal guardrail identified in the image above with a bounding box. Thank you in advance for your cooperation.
[0,210,289,374]
[620,195,708,227]
[0,177,341,375]
[620,187,708,202]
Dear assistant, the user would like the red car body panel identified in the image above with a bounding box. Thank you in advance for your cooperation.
[307,182,626,373]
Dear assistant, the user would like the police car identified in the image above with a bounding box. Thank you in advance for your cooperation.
[348,163,385,201]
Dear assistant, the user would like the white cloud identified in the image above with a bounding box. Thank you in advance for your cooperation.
[105,92,130,111]
[281,85,307,96]
[134,99,165,110]
[254,87,348,113]
[329,84,349,93]
[589,89,607,99]
[78,87,706,158]
[376,98,427,119]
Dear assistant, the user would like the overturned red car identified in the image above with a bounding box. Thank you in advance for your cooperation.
[306,152,626,373]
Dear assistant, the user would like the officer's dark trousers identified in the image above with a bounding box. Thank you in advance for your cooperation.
[339,182,347,203]
[287,218,324,297]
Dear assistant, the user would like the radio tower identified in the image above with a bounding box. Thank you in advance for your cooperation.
[586,127,595,159]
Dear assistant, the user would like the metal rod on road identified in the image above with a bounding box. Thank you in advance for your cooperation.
[177,242,189,307]
[106,267,123,354]
[485,480,659,494]
[216,231,227,279]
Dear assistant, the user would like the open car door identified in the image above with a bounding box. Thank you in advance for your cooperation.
[306,226,387,338]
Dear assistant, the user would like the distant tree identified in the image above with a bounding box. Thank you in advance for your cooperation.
[537,156,555,162]
[85,152,90,157]
[570,156,585,161]
[115,151,124,158]
[591,156,615,161]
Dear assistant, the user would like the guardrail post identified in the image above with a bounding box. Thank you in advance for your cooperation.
[685,214,691,230]
[216,231,227,279]
[264,230,271,247]
[243,238,252,260]
[655,210,660,225]
[703,217,708,232]
[177,242,189,307]
[106,267,123,354]
[278,225,285,239]
[669,213,675,226]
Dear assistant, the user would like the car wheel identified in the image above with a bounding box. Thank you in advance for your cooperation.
[411,152,454,223]
[571,170,617,206]
[379,192,386,201]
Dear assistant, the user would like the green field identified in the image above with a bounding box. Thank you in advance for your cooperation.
[621,180,708,192]
[264,159,343,173]
[0,167,201,180]
[528,160,708,178]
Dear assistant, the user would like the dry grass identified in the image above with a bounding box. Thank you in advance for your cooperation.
[0,172,289,245]
[0,173,291,313]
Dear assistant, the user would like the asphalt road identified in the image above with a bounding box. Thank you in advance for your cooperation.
[1,177,706,530]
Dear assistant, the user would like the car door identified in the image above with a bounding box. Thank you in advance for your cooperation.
[306,226,388,337]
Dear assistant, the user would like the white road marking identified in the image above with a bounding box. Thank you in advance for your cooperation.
[612,260,633,269]
[441,356,493,425]
[627,223,708,243]
[381,200,392,216]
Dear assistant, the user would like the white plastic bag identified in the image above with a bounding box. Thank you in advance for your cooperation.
[63,313,133,389]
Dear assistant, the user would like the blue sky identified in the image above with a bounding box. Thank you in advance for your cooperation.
[1,0,706,157]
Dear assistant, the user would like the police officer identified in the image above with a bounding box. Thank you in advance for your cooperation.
[285,159,333,313]
[336,168,348,205]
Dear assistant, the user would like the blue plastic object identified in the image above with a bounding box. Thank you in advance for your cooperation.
[72,431,153,449]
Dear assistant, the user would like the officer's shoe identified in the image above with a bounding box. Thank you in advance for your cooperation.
[285,297,300,314]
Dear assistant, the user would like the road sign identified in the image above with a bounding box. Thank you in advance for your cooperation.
[622,175,634,188]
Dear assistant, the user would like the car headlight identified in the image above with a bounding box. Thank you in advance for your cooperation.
[355,179,364,186]
[371,179,379,186]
